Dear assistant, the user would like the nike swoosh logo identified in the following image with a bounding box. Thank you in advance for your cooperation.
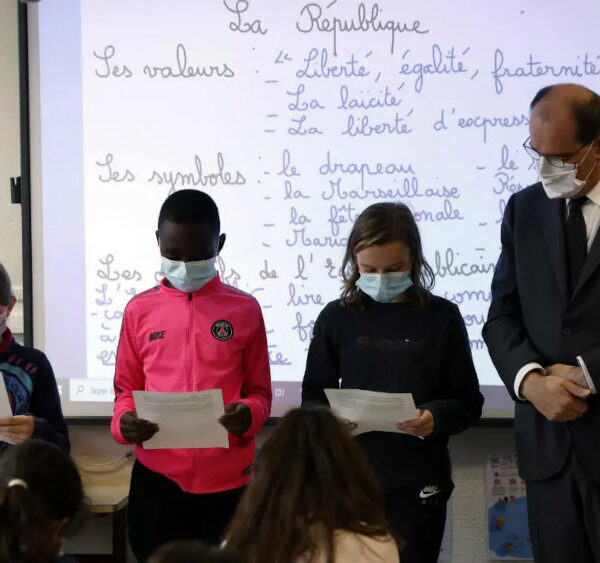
[419,488,441,499]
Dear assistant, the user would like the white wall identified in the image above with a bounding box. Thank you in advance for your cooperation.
[0,4,519,561]
[0,0,24,333]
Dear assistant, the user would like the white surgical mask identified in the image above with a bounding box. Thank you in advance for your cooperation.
[355,271,413,303]
[160,257,217,293]
[538,142,597,199]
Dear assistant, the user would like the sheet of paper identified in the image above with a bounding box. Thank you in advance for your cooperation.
[0,376,13,419]
[0,376,15,443]
[133,389,228,449]
[325,388,418,436]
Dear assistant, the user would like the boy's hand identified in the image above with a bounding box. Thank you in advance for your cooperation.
[219,402,252,436]
[0,415,35,444]
[120,411,159,444]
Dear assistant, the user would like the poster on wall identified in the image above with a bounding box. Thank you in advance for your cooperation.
[486,453,532,560]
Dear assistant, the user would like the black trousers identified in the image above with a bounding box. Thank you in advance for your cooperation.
[527,452,600,563]
[128,461,245,563]
[385,489,447,563]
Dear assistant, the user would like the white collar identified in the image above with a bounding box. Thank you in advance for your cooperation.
[566,178,600,207]
[585,177,600,207]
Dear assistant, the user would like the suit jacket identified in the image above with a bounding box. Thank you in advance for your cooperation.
[483,182,600,481]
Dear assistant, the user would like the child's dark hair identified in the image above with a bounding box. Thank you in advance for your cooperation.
[158,189,220,234]
[0,264,12,307]
[0,440,86,563]
[149,540,242,563]
[341,202,435,309]
[225,408,397,563]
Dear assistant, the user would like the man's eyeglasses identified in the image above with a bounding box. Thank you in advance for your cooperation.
[522,137,591,169]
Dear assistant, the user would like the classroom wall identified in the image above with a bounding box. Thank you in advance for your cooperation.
[0,4,518,561]
[0,0,24,333]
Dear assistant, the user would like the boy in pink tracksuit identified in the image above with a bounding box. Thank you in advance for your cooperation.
[111,190,272,561]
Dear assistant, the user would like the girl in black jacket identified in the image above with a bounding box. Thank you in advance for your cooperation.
[302,202,483,563]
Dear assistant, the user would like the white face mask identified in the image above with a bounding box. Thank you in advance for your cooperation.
[538,142,597,199]
[160,257,218,293]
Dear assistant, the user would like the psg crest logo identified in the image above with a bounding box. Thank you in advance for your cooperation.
[211,320,234,342]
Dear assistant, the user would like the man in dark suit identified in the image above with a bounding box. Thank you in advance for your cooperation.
[484,83,600,562]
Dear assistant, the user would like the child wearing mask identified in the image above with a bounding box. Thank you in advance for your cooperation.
[111,190,272,562]
[302,203,483,563]
[0,263,69,452]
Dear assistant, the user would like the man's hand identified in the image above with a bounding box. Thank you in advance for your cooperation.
[120,411,159,444]
[219,402,252,436]
[545,363,589,389]
[521,372,591,422]
[397,409,434,438]
[0,415,35,444]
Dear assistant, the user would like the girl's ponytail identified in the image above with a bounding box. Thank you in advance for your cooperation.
[0,479,59,563]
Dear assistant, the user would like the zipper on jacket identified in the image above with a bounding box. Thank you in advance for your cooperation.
[187,292,200,468]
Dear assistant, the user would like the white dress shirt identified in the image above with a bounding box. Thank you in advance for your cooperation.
[515,178,600,398]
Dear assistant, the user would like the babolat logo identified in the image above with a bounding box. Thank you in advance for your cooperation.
[149,331,166,342]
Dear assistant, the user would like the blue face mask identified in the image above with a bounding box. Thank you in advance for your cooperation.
[355,271,413,303]
[160,256,218,293]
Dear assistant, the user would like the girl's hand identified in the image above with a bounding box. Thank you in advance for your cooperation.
[397,409,434,438]
[0,415,35,444]
[342,418,358,432]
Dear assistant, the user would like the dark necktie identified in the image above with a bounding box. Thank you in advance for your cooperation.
[565,197,588,295]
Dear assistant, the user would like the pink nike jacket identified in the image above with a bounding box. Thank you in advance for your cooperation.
[111,276,272,493]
